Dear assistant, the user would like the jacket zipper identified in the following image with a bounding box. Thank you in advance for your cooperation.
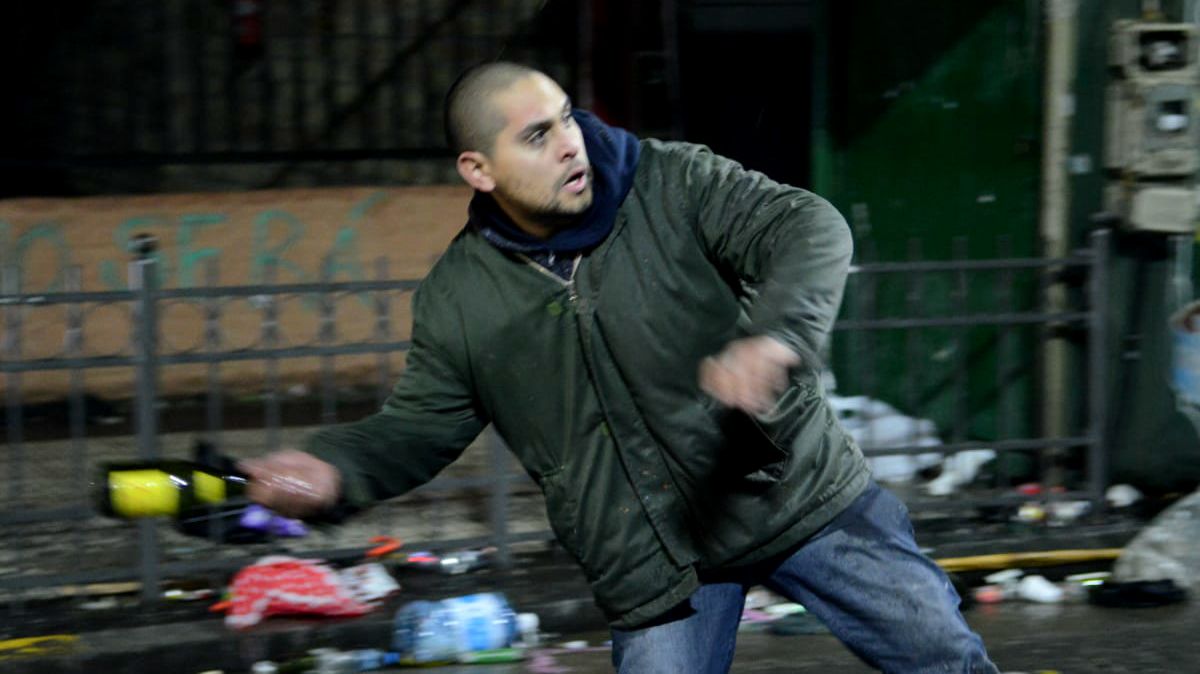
[518,253,583,305]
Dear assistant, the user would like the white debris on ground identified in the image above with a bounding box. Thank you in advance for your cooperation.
[828,393,995,493]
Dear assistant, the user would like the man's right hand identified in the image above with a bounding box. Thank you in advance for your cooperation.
[239,449,342,519]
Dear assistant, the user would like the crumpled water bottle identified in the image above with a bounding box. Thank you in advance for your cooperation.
[392,593,518,663]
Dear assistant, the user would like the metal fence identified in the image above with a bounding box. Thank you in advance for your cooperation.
[0,229,1111,610]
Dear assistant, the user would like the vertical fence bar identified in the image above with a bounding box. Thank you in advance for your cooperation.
[857,236,877,448]
[951,237,969,447]
[129,234,163,603]
[1088,229,1111,509]
[2,265,25,613]
[995,236,1015,488]
[488,429,512,569]
[374,258,393,406]
[319,259,338,425]
[65,266,89,587]
[204,258,224,445]
[262,263,282,450]
[3,265,25,508]
[904,238,923,442]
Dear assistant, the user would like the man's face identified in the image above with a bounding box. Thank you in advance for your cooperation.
[466,74,593,236]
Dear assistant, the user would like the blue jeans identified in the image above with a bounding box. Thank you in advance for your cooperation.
[611,482,998,673]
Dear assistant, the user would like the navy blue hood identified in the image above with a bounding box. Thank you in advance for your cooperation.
[469,109,641,276]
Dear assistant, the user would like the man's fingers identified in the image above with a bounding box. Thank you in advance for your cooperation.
[238,450,341,518]
[699,336,801,415]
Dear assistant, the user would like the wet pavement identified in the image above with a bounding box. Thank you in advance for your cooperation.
[374,598,1200,673]
[6,540,1197,674]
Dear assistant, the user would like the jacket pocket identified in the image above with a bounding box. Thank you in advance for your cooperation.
[713,373,820,485]
[539,467,586,562]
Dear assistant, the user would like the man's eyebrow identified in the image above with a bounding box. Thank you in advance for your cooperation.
[519,119,553,139]
[517,99,574,139]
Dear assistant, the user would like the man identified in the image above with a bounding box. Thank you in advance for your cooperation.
[242,62,998,673]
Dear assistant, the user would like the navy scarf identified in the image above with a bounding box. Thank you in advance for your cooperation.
[470,109,641,279]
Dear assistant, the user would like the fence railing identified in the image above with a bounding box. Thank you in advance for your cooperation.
[0,229,1111,609]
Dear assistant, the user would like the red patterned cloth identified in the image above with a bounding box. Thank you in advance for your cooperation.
[225,555,374,629]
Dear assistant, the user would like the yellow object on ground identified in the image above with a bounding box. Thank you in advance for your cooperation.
[935,549,1122,573]
[0,635,81,660]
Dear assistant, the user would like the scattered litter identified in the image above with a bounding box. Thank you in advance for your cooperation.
[924,449,996,496]
[1106,484,1143,508]
[80,597,120,610]
[1016,483,1043,496]
[399,547,495,575]
[1065,571,1111,584]
[250,662,278,674]
[163,588,217,602]
[1015,503,1046,523]
[740,608,777,625]
[393,593,519,664]
[1046,500,1091,526]
[828,394,998,491]
[560,640,589,650]
[516,612,541,647]
[829,395,944,483]
[456,647,526,664]
[984,569,1024,585]
[220,556,382,629]
[972,585,1005,604]
[744,587,785,610]
[1016,575,1064,603]
[1089,579,1188,608]
[761,602,807,617]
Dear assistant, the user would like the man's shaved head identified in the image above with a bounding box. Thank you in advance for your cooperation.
[444,62,542,155]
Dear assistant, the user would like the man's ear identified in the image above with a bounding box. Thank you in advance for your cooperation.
[456,151,495,192]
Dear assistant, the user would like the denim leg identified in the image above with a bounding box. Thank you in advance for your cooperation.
[765,483,998,673]
[610,581,747,674]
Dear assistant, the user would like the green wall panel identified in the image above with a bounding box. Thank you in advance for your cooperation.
[824,1,1042,449]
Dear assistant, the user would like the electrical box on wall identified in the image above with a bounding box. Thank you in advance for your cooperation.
[1106,20,1200,233]
[1109,21,1199,79]
[1105,81,1200,176]
[1105,182,1199,234]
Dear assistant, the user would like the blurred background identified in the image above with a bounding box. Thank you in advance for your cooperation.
[2,0,1200,638]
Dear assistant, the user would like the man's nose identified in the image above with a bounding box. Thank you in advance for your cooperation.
[557,130,581,162]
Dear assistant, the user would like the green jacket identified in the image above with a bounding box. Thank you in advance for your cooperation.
[306,139,870,628]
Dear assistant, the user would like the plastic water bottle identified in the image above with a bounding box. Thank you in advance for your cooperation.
[392,593,518,663]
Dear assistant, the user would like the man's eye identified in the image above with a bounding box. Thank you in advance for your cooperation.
[527,130,546,145]
[562,112,574,126]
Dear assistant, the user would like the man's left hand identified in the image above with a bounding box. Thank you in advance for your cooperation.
[699,336,802,415]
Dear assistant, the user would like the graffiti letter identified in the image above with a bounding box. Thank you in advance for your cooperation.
[176,213,226,287]
[14,223,71,293]
[250,210,307,283]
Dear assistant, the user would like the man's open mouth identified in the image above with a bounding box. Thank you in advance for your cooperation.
[562,167,589,194]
